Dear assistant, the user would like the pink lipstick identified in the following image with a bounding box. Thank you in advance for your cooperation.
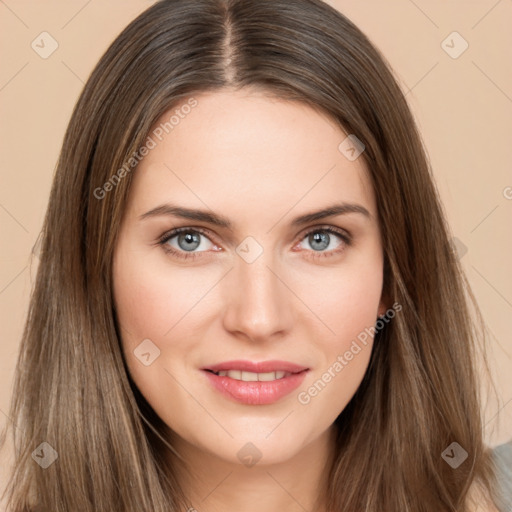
[202,360,309,405]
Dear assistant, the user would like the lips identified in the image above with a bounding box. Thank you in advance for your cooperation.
[201,360,309,405]
[203,359,309,374]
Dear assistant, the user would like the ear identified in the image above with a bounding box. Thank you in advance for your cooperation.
[377,288,392,318]
[377,303,388,318]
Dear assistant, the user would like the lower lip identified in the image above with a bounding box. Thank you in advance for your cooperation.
[202,370,308,405]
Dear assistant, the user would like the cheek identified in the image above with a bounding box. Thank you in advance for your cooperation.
[308,247,384,348]
[112,253,201,416]
[112,251,215,397]
[324,270,382,341]
[113,265,169,345]
[296,253,383,414]
[113,250,204,346]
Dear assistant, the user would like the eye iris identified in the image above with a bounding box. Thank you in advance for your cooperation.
[309,232,329,251]
[168,229,340,255]
[178,231,201,251]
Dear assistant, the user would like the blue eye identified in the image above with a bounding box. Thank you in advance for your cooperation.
[158,226,352,261]
[296,227,351,259]
[158,227,216,261]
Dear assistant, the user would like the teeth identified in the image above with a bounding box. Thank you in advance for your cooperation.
[215,370,291,381]
[241,371,258,381]
[258,371,278,381]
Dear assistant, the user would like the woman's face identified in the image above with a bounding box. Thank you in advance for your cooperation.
[113,88,386,466]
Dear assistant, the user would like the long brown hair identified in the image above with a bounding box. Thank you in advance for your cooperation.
[1,0,503,510]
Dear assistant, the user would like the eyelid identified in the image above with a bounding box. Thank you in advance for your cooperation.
[157,226,219,248]
[157,224,352,259]
[295,224,352,244]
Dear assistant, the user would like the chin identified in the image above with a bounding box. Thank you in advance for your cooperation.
[182,418,320,468]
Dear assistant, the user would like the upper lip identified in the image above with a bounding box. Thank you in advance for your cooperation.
[203,360,309,374]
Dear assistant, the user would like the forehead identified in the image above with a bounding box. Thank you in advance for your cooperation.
[126,89,376,224]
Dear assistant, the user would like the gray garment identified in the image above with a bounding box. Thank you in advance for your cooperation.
[492,441,512,512]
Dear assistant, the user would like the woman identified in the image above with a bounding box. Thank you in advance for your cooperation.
[0,0,505,510]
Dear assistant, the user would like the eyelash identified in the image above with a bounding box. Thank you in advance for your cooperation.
[157,225,352,261]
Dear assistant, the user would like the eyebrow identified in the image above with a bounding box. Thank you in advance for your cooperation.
[139,201,371,229]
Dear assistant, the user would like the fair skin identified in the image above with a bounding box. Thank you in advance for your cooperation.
[112,87,389,511]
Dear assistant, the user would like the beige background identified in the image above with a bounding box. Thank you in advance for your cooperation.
[1,0,511,503]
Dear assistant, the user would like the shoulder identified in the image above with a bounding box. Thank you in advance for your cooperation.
[467,440,512,512]
[466,481,500,512]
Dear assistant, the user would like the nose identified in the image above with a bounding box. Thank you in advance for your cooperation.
[221,251,294,343]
